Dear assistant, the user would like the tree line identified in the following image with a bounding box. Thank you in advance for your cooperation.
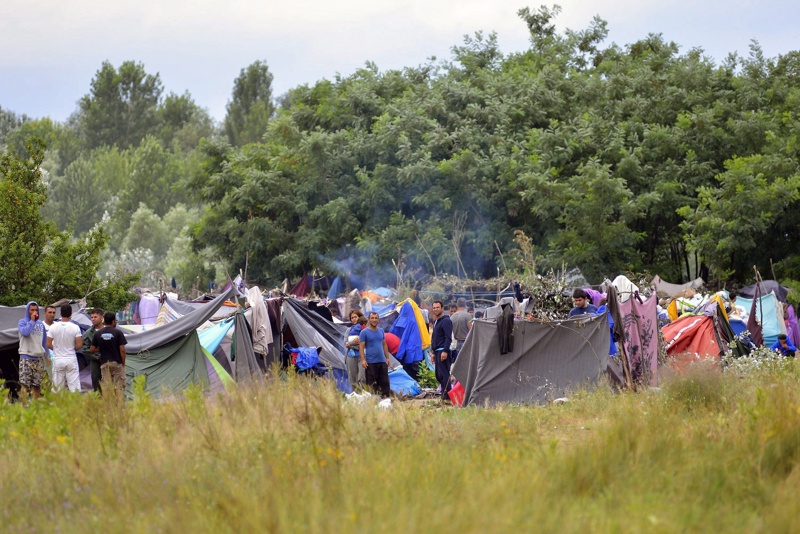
[3,5,800,299]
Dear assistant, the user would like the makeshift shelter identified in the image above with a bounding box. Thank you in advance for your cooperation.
[739,280,789,303]
[652,276,705,298]
[737,293,785,347]
[662,301,745,370]
[451,315,609,407]
[123,288,236,399]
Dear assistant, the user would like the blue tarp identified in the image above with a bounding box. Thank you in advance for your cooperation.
[729,318,747,337]
[389,302,424,365]
[328,276,344,298]
[738,293,783,347]
[389,367,421,396]
[294,347,320,371]
[198,319,234,354]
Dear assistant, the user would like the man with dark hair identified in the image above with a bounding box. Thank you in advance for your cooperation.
[90,312,128,399]
[43,305,57,328]
[18,302,47,401]
[430,300,453,400]
[82,308,104,392]
[569,288,598,318]
[47,304,83,392]
[770,334,797,357]
[359,311,392,398]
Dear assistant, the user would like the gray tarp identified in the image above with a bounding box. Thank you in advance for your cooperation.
[451,314,609,407]
[125,287,234,353]
[232,311,264,383]
[652,275,704,297]
[283,298,348,370]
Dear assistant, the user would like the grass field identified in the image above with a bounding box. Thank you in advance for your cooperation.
[2,361,800,533]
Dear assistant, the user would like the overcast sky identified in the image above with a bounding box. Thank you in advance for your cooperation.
[1,0,797,123]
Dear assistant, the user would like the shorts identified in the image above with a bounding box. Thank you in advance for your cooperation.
[101,362,126,392]
[19,358,46,388]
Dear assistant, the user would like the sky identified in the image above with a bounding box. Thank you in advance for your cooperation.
[1,0,798,123]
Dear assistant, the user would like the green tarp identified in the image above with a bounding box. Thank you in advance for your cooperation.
[125,332,209,399]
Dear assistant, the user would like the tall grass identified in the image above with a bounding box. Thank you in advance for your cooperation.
[1,363,799,532]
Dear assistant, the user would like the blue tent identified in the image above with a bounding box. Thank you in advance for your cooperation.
[389,367,421,396]
[389,302,425,365]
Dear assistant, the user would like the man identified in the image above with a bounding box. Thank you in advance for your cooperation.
[450,297,472,359]
[90,312,128,399]
[430,300,453,400]
[43,305,57,328]
[82,308,104,392]
[770,334,797,357]
[47,304,83,392]
[569,289,599,318]
[359,311,392,398]
[17,302,48,401]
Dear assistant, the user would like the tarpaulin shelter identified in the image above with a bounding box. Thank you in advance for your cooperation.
[738,280,790,303]
[451,315,609,407]
[122,287,236,399]
[652,276,704,298]
[737,293,785,347]
[388,302,425,367]
[662,301,746,370]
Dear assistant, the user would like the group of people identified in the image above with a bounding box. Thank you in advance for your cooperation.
[343,297,475,402]
[16,302,128,402]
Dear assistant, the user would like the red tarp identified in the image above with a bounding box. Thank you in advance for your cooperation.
[662,315,722,371]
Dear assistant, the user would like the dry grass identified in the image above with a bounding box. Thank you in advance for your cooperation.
[1,362,800,533]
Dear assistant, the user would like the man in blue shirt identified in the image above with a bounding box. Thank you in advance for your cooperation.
[359,312,392,398]
[569,289,599,318]
[770,334,797,357]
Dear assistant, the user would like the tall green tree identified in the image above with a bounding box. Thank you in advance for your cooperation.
[224,61,275,146]
[78,61,163,150]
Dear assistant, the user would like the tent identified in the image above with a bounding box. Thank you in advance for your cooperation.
[451,314,609,407]
[737,292,786,347]
[122,287,236,399]
[738,280,789,303]
[652,275,704,298]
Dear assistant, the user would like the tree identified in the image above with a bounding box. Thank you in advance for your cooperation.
[0,138,137,306]
[224,61,275,146]
[78,61,163,150]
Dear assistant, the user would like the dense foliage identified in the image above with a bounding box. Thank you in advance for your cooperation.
[4,6,800,291]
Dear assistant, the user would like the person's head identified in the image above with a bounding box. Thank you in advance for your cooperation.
[60,304,72,319]
[474,310,484,319]
[44,305,56,324]
[349,309,364,324]
[457,297,467,309]
[449,303,457,314]
[431,301,444,317]
[409,289,420,305]
[27,302,39,321]
[90,308,104,328]
[103,312,116,326]
[572,288,590,308]
[729,290,737,302]
[468,307,474,317]
[368,311,379,327]
[357,316,368,326]
[778,333,788,345]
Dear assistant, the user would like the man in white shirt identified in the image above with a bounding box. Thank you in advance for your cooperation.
[47,304,83,393]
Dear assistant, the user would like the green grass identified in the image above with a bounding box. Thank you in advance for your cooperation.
[2,362,800,533]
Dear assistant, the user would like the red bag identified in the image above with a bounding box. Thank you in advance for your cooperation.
[448,380,465,407]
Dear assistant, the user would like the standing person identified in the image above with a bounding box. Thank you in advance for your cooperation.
[43,305,57,328]
[450,297,472,359]
[430,301,453,400]
[82,308,104,392]
[47,304,83,393]
[17,302,48,402]
[90,313,128,400]
[569,289,599,318]
[358,312,392,398]
[345,310,366,389]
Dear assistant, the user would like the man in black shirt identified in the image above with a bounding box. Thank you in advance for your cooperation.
[430,301,453,401]
[90,312,128,399]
